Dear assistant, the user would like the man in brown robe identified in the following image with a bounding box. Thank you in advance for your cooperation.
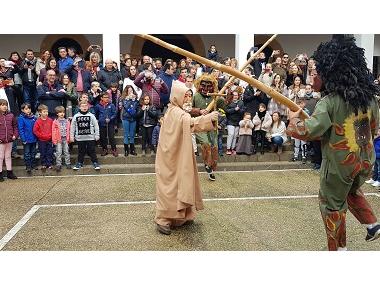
[154,80,218,235]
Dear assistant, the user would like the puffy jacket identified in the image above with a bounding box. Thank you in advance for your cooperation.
[226,100,245,126]
[33,117,53,141]
[17,113,37,143]
[0,112,18,143]
[121,99,139,121]
[252,111,273,132]
[94,102,117,127]
[97,67,121,91]
[374,136,380,159]
[136,105,159,127]
[134,72,168,108]
[52,118,71,144]
[37,82,66,116]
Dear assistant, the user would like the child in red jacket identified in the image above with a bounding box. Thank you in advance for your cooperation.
[52,106,71,171]
[0,99,18,181]
[33,104,53,170]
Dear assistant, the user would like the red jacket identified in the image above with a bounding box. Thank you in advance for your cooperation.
[52,118,71,144]
[0,112,18,144]
[33,117,53,142]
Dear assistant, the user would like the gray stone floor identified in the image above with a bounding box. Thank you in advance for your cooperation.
[1,170,380,250]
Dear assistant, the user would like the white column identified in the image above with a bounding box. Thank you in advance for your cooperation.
[354,34,375,71]
[235,34,255,70]
[102,33,120,69]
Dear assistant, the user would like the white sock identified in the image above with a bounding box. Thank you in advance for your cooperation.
[337,247,347,251]
[367,223,379,229]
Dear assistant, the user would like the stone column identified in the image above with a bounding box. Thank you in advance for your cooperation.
[235,34,255,70]
[354,34,375,71]
[102,33,120,69]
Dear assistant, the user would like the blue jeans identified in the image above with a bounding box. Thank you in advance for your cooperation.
[122,120,137,144]
[38,141,54,167]
[23,142,37,168]
[218,133,223,154]
[272,136,284,146]
[372,159,380,181]
[23,84,37,111]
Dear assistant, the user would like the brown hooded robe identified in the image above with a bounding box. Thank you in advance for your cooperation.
[155,81,215,227]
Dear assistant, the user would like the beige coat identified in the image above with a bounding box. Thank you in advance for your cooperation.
[155,81,215,226]
[252,112,273,132]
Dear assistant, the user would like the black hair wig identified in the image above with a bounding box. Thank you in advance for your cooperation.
[313,35,379,113]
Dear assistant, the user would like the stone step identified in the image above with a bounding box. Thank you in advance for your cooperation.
[14,141,295,154]
[11,151,295,166]
[12,161,312,177]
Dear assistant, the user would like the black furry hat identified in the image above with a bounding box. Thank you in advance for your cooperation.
[313,35,379,112]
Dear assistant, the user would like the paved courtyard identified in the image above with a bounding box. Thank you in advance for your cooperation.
[1,169,380,251]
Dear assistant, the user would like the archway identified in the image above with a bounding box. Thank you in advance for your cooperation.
[51,38,83,59]
[40,34,91,58]
[130,34,206,62]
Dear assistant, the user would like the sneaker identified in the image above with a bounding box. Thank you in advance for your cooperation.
[93,162,101,170]
[365,224,380,242]
[195,151,199,156]
[208,173,216,181]
[26,167,32,174]
[226,150,232,155]
[55,165,62,172]
[218,152,224,157]
[313,164,321,170]
[302,157,307,164]
[232,150,237,155]
[365,178,376,184]
[291,157,297,162]
[372,181,380,187]
[112,150,118,157]
[35,153,40,159]
[41,166,47,172]
[66,164,72,169]
[73,163,82,170]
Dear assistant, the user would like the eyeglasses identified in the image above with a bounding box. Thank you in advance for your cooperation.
[283,56,289,59]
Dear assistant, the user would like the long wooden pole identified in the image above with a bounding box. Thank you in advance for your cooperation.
[138,34,309,119]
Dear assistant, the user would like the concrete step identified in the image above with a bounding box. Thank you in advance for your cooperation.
[14,141,295,154]
[11,151,296,166]
[12,161,312,177]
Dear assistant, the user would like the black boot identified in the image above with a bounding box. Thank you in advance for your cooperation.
[0,171,4,182]
[124,144,129,157]
[7,170,18,180]
[130,144,137,156]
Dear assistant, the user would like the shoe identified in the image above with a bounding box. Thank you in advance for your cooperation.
[66,164,72,169]
[129,144,137,156]
[73,163,82,170]
[112,149,118,157]
[48,165,53,169]
[7,170,18,180]
[277,146,283,154]
[26,167,32,174]
[56,165,62,172]
[41,166,47,172]
[195,151,199,156]
[157,224,171,235]
[0,172,4,182]
[124,144,129,157]
[260,151,265,155]
[366,178,376,184]
[226,150,232,155]
[218,152,224,157]
[35,153,40,159]
[365,224,380,241]
[291,157,297,162]
[313,164,321,170]
[232,150,237,155]
[205,165,215,181]
[141,149,146,157]
[101,149,108,156]
[372,181,380,187]
[93,162,101,170]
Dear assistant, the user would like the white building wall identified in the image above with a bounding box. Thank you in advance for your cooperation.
[273,34,332,58]
[0,34,102,57]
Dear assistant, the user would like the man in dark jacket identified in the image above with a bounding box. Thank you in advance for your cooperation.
[36,70,66,118]
[21,49,38,111]
[97,59,122,91]
[159,62,176,109]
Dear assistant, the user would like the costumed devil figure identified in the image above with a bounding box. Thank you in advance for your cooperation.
[191,73,225,181]
[154,81,218,235]
[287,35,380,250]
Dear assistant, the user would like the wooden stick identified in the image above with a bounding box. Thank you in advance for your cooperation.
[138,34,309,119]
[205,34,278,112]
